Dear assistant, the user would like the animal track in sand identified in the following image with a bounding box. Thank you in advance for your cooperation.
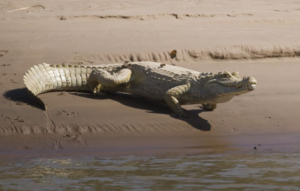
[1,115,25,124]
[1,63,11,66]
[63,133,86,145]
[56,110,79,117]
[0,50,9,57]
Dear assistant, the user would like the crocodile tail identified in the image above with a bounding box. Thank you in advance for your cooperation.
[23,63,93,110]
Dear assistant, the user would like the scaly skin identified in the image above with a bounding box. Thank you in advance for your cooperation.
[24,62,257,116]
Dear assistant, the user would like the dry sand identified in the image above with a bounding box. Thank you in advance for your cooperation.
[0,0,300,157]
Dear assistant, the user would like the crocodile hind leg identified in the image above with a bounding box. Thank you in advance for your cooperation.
[203,103,217,111]
[89,82,107,96]
[88,68,132,96]
[164,84,190,117]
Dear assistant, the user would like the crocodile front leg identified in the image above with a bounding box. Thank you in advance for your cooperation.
[164,84,190,117]
[88,68,132,95]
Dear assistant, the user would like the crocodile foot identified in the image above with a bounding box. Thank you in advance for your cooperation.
[202,103,217,111]
[91,84,107,97]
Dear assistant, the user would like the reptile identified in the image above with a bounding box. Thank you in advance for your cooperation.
[23,61,257,117]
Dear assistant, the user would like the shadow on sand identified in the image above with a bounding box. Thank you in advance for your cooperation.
[3,88,45,110]
[72,92,212,132]
[3,89,211,131]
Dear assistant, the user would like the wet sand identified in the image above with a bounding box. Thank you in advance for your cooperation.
[0,0,300,157]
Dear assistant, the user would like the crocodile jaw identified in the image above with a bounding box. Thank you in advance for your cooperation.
[231,77,257,94]
[206,76,257,103]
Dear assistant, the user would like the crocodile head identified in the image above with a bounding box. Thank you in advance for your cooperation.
[203,71,257,103]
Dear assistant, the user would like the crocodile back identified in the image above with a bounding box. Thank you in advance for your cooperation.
[123,62,201,100]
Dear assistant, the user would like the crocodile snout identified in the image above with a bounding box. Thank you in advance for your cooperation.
[245,77,257,91]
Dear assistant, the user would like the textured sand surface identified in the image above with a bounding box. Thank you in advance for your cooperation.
[0,0,300,156]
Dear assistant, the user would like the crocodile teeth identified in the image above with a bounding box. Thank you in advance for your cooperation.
[249,83,256,90]
[235,83,256,90]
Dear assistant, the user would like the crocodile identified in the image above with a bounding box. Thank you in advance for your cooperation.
[23,61,257,117]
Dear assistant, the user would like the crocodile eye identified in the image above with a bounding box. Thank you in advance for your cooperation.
[232,72,239,77]
[221,73,230,78]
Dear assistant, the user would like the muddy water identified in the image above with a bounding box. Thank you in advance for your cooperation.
[1,153,300,190]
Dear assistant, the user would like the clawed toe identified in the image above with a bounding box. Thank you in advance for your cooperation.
[202,103,217,111]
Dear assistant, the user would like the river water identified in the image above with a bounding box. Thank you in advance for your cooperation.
[1,153,300,190]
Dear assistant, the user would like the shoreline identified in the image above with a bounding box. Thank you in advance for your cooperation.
[1,131,300,159]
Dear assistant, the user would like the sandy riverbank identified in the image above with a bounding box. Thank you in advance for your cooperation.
[0,0,299,157]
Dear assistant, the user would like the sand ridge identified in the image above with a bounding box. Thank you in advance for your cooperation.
[71,44,300,64]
